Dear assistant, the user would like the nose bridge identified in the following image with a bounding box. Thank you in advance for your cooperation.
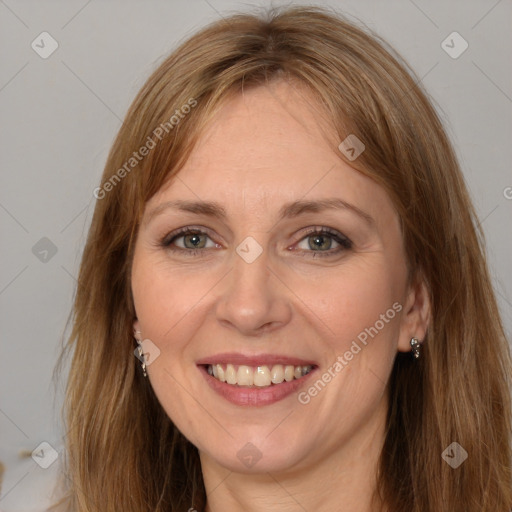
[229,238,273,308]
[215,236,291,335]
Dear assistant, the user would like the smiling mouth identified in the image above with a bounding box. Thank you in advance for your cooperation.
[205,363,315,387]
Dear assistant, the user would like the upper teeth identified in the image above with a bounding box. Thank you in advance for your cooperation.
[207,364,313,387]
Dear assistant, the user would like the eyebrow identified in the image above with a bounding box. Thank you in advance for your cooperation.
[279,198,374,225]
[145,200,228,225]
[145,198,374,226]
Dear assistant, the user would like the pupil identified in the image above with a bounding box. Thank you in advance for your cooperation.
[309,235,331,250]
[185,233,204,248]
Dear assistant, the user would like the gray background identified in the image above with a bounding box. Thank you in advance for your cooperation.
[1,0,510,509]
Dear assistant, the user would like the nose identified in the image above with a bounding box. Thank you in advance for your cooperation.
[215,244,292,337]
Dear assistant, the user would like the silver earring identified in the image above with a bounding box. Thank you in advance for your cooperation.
[410,337,422,359]
[134,330,147,377]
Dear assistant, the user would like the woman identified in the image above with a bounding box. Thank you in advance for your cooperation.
[54,5,512,511]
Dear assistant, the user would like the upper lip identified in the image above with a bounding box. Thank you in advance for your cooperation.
[196,353,317,367]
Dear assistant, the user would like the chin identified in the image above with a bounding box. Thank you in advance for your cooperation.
[205,444,309,475]
[197,427,313,475]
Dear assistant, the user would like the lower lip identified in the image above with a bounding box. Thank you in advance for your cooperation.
[198,366,317,406]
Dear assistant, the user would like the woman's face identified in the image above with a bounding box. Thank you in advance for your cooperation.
[131,80,426,475]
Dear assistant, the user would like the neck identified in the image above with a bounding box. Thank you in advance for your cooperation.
[200,397,388,512]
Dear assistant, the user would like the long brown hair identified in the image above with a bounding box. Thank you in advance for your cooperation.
[54,6,512,511]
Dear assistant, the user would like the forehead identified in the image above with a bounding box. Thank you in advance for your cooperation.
[184,81,337,181]
[147,81,395,227]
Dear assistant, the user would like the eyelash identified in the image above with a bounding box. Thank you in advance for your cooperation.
[160,226,353,258]
[297,227,352,257]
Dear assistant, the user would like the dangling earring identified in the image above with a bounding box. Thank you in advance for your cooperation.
[410,337,422,359]
[134,329,147,377]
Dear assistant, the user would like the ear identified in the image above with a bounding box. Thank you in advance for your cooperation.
[397,274,431,353]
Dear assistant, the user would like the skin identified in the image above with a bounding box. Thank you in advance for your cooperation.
[131,79,430,512]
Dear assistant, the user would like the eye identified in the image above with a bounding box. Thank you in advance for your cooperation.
[294,227,352,257]
[175,231,213,250]
[161,227,219,254]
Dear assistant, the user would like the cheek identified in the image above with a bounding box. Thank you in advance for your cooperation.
[288,258,404,421]
[298,258,403,352]
[131,256,215,436]
[295,261,402,416]
[131,256,217,345]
